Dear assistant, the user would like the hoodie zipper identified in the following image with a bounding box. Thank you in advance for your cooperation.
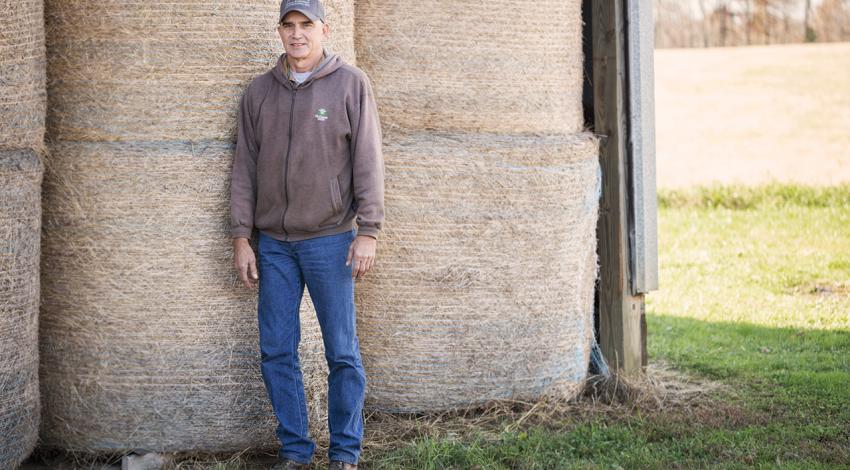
[281,87,297,240]
[277,53,331,240]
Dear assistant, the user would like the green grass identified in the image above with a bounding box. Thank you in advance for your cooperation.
[656,183,850,210]
[653,184,850,330]
[368,184,850,469]
[373,421,846,469]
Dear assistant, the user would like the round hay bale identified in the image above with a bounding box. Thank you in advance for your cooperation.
[0,0,46,150]
[356,132,600,412]
[45,0,355,142]
[0,150,43,468]
[39,140,329,452]
[354,0,585,135]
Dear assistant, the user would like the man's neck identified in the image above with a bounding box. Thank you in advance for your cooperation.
[287,51,324,73]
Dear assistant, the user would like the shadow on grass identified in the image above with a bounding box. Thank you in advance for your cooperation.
[649,314,850,416]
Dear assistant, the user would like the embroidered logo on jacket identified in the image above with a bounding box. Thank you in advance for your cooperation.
[314,108,328,121]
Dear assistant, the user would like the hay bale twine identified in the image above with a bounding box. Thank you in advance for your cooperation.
[355,0,584,135]
[0,150,43,468]
[356,132,600,412]
[0,0,46,150]
[45,0,355,142]
[39,141,329,451]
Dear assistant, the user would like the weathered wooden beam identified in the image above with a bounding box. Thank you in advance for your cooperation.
[592,0,646,374]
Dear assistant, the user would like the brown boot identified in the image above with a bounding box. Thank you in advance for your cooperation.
[328,460,357,470]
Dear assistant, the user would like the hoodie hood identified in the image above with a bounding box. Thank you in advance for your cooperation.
[272,50,344,89]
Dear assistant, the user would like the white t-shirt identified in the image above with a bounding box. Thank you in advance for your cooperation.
[291,70,312,84]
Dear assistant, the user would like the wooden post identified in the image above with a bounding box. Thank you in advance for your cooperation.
[592,0,646,374]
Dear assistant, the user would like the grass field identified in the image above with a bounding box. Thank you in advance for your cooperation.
[655,42,850,188]
[362,184,850,469]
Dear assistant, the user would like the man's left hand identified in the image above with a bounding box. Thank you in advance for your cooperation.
[346,235,377,280]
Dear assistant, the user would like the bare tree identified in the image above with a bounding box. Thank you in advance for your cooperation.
[654,0,704,47]
[698,0,712,46]
[813,0,850,41]
[803,0,815,41]
[654,0,849,47]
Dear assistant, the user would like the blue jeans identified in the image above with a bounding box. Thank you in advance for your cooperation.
[257,228,366,465]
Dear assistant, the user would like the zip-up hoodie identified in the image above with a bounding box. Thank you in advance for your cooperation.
[230,52,385,242]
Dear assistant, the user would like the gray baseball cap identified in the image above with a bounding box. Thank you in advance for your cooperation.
[279,0,326,23]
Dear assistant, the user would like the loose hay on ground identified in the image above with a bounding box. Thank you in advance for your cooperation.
[360,361,728,459]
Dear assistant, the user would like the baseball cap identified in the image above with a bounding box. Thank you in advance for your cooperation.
[280,0,326,23]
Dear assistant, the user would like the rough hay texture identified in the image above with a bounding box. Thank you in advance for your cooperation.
[0,150,43,469]
[45,0,355,142]
[39,141,329,452]
[355,0,584,135]
[0,0,47,150]
[355,132,600,412]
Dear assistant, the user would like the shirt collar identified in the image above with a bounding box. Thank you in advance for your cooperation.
[284,50,328,83]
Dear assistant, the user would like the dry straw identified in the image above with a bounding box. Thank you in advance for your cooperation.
[355,0,585,135]
[38,141,329,452]
[0,150,43,469]
[45,0,355,142]
[355,131,600,412]
[0,0,46,150]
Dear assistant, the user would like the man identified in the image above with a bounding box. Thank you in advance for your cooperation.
[230,0,384,468]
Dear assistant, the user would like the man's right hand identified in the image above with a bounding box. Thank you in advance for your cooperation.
[233,237,259,289]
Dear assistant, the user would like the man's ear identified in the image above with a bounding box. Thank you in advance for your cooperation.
[322,21,330,39]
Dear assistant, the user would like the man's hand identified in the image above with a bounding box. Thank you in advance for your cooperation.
[233,237,259,289]
[346,235,377,280]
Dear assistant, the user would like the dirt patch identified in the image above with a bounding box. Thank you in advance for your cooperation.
[807,283,850,297]
[789,282,850,297]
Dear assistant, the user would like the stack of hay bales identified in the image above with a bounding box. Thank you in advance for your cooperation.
[0,0,45,468]
[40,0,354,452]
[354,0,600,411]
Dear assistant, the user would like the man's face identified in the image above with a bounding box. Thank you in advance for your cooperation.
[278,11,329,62]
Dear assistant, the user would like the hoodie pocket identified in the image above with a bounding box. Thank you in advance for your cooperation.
[330,175,343,215]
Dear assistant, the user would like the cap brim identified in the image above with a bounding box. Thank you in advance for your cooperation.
[280,8,321,23]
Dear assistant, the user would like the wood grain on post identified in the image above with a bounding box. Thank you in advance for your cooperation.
[592,0,646,375]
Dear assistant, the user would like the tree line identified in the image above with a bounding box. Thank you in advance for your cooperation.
[655,0,850,48]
